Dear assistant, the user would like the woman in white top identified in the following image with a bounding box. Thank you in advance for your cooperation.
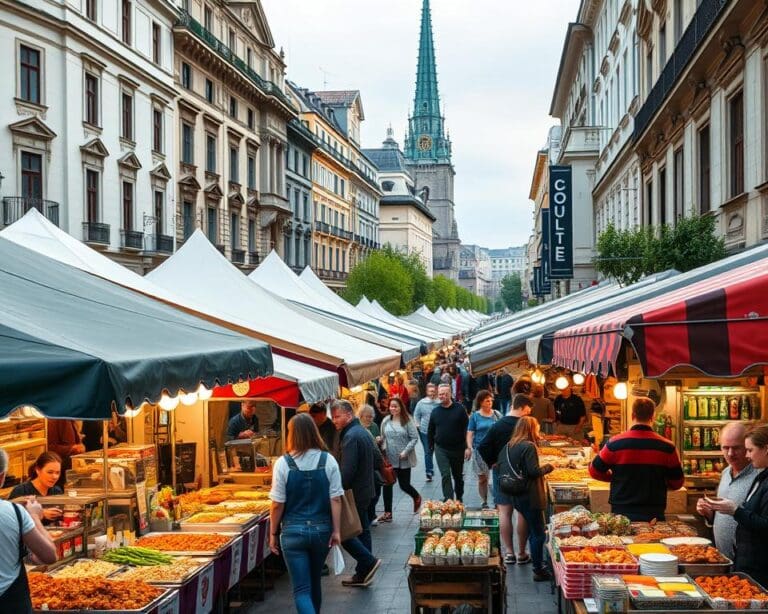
[269,414,343,613]
[378,398,422,522]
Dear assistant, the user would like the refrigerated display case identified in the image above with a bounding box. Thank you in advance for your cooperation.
[679,385,763,487]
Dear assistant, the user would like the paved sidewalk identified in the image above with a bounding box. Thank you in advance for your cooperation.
[248,447,560,613]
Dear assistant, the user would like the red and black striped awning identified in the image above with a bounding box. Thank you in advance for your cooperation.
[552,259,768,378]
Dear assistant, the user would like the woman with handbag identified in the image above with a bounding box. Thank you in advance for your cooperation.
[378,397,422,522]
[498,416,554,580]
[269,414,343,613]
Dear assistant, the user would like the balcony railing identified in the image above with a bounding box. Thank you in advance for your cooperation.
[144,233,174,253]
[175,10,295,112]
[633,0,729,141]
[121,229,144,250]
[2,196,59,227]
[433,257,455,270]
[317,269,349,281]
[231,248,245,264]
[83,222,110,245]
[314,221,330,234]
[248,250,260,265]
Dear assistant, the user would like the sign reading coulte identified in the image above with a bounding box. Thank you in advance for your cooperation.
[548,165,573,279]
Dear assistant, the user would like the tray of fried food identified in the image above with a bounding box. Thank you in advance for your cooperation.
[547,468,590,482]
[210,499,270,515]
[29,572,169,612]
[135,532,235,556]
[112,557,209,586]
[671,545,733,575]
[48,558,124,579]
[694,573,768,610]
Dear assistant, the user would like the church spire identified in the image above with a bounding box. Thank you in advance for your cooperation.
[404,0,451,163]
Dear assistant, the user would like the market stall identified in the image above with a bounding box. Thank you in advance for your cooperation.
[354,296,452,346]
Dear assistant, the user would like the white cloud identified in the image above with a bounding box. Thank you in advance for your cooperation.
[262,0,580,248]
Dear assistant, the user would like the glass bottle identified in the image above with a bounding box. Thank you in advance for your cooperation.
[719,396,728,420]
[684,396,690,420]
[683,427,692,450]
[689,396,698,420]
[741,396,750,420]
[729,397,740,420]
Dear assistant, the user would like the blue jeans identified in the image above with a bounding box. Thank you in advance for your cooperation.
[513,497,546,571]
[499,399,511,415]
[418,431,434,476]
[280,522,331,613]
[342,501,376,574]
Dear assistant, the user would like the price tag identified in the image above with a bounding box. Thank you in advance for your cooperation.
[246,526,259,572]
[195,563,215,613]
[228,537,243,589]
[158,591,180,614]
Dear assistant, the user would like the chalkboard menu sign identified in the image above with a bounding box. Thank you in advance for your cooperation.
[157,442,196,485]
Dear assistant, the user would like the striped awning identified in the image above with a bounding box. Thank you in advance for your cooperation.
[551,258,768,378]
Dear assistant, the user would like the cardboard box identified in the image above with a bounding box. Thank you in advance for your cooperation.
[587,484,688,515]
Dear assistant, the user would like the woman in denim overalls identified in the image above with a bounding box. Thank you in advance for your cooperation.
[270,414,342,613]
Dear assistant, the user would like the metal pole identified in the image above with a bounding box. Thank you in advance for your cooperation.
[170,409,177,493]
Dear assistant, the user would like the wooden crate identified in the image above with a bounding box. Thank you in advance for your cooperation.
[407,556,505,614]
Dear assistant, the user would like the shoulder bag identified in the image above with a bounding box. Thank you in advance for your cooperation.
[379,421,397,485]
[498,444,529,496]
[340,489,362,542]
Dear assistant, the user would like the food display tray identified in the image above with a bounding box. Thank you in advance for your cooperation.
[109,558,212,587]
[695,572,768,611]
[678,558,733,576]
[177,514,260,533]
[137,531,238,557]
[32,585,177,614]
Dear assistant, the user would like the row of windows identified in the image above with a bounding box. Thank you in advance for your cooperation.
[313,242,348,272]
[181,125,257,189]
[286,145,310,179]
[180,62,256,130]
[312,161,346,198]
[180,200,259,253]
[316,203,346,230]
[283,234,312,269]
[287,187,311,222]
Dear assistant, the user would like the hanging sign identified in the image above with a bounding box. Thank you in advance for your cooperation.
[548,165,573,279]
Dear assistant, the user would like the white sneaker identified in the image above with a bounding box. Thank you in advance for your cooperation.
[370,517,379,526]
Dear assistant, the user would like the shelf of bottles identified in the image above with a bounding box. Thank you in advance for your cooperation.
[680,386,762,479]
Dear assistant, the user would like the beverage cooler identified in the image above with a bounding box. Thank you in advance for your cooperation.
[677,384,763,488]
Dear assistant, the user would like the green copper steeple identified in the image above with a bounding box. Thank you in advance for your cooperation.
[404,0,451,163]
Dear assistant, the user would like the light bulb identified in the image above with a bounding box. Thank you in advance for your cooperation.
[572,372,585,386]
[613,381,628,400]
[197,383,213,401]
[158,392,180,411]
[532,369,543,384]
[555,375,570,390]
[180,391,199,406]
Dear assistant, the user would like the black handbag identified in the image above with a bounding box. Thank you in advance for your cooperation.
[498,445,529,496]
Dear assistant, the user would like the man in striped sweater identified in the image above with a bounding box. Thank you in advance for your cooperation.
[589,397,684,521]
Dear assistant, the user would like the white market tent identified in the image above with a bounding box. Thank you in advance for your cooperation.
[355,297,450,346]
[297,267,443,350]
[0,210,340,401]
[147,231,400,386]
[249,253,425,362]
[435,307,474,330]
[402,306,463,336]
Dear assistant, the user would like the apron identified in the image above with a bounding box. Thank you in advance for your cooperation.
[0,503,32,613]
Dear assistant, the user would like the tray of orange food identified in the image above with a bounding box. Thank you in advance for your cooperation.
[135,532,235,557]
[29,572,174,612]
[561,546,639,572]
[669,544,733,576]
[694,573,768,610]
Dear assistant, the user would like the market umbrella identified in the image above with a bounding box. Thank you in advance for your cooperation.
[0,236,273,419]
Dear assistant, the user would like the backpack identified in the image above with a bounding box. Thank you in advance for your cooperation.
[498,444,529,496]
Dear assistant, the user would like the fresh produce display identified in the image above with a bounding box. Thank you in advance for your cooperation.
[590,512,632,536]
[103,546,174,566]
[116,558,204,583]
[419,499,464,529]
[547,468,589,482]
[50,559,123,578]
[694,575,768,609]
[670,545,729,564]
[556,535,626,547]
[136,533,231,552]
[562,547,635,565]
[28,573,163,610]
[420,529,490,565]
[551,507,631,536]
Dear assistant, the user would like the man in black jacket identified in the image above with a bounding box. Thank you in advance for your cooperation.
[428,384,469,502]
[331,400,381,587]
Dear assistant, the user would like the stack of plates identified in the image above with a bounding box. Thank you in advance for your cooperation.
[592,575,628,611]
[639,553,678,576]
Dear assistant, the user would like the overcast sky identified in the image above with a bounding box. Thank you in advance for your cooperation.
[262,0,581,250]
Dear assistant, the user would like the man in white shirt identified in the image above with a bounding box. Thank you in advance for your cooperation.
[413,383,439,482]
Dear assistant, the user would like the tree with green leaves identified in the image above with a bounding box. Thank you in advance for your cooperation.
[381,244,437,311]
[499,273,523,312]
[341,250,414,315]
[595,216,726,285]
[431,275,457,308]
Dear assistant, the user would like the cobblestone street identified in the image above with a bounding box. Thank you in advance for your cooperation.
[248,445,560,613]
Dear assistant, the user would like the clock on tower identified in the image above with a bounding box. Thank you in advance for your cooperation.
[417,134,433,151]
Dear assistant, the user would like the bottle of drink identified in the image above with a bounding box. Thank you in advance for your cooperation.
[684,396,690,420]
[712,427,720,449]
[684,427,692,450]
[711,397,719,419]
[741,396,750,420]
[691,458,699,474]
[683,459,692,475]
[703,427,711,450]
[705,459,714,472]
[729,398,740,420]
[719,396,728,420]
[690,396,698,419]
[692,427,701,449]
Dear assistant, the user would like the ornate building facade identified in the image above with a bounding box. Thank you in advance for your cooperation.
[173,0,295,268]
[403,0,460,280]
